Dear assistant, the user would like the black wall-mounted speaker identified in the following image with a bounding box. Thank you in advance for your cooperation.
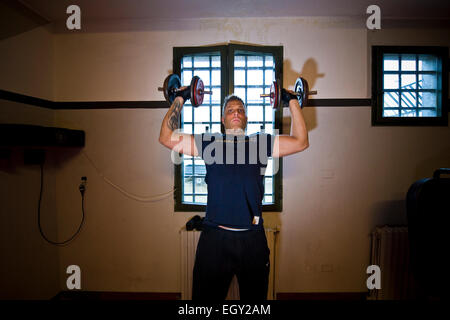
[0,124,85,147]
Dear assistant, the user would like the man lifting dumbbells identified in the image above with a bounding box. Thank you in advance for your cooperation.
[158,74,310,300]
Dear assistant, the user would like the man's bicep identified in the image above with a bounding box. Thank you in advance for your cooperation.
[174,133,198,157]
[272,135,308,158]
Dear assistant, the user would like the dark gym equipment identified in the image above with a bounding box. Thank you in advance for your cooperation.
[406,168,450,300]
[261,77,317,109]
[158,74,212,107]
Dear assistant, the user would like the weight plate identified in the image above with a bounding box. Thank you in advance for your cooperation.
[294,77,304,108]
[190,76,204,107]
[301,78,309,108]
[270,80,281,109]
[164,74,181,104]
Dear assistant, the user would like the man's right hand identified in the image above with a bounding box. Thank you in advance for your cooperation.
[175,86,191,103]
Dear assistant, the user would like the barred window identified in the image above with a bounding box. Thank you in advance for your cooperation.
[372,46,448,126]
[173,44,283,212]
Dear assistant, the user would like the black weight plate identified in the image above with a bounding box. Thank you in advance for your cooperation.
[164,74,181,104]
[301,78,309,107]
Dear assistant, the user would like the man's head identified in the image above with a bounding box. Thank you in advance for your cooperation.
[221,94,247,132]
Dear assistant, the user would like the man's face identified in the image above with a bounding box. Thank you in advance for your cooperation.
[221,100,247,131]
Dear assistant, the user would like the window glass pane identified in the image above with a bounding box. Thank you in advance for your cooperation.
[212,70,220,85]
[401,92,417,109]
[247,56,263,67]
[419,92,437,108]
[265,70,274,85]
[212,87,221,104]
[212,55,220,67]
[419,110,438,117]
[184,160,193,177]
[183,107,192,123]
[384,92,399,108]
[212,106,220,121]
[247,106,263,122]
[401,74,416,89]
[195,195,207,204]
[247,123,260,135]
[418,54,437,71]
[384,74,399,89]
[183,57,192,68]
[183,195,193,203]
[265,56,274,67]
[383,54,399,71]
[401,54,416,71]
[235,87,246,101]
[401,109,416,117]
[235,70,246,85]
[265,106,274,122]
[235,55,246,67]
[419,74,437,89]
[193,123,209,133]
[194,56,209,68]
[194,106,210,122]
[264,195,273,203]
[248,69,263,85]
[265,123,274,136]
[265,177,273,193]
[182,70,192,85]
[212,123,221,133]
[183,178,193,194]
[195,71,210,86]
[265,159,273,176]
[247,88,262,104]
[383,109,399,117]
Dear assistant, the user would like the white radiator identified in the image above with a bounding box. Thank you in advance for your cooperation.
[180,227,278,300]
[368,226,416,300]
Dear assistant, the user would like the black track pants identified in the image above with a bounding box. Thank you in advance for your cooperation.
[192,225,270,301]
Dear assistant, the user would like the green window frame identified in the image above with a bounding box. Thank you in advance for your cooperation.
[372,46,448,126]
[173,44,283,212]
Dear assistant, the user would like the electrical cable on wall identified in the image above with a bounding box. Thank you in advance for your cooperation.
[38,163,85,246]
[37,151,176,245]
[81,150,176,202]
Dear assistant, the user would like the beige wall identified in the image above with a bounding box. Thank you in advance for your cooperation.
[0,27,59,299]
[1,17,449,298]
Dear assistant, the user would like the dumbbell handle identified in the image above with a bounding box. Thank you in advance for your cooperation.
[158,87,212,95]
[260,90,317,98]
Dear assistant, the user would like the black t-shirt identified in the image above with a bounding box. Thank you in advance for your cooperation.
[194,132,275,230]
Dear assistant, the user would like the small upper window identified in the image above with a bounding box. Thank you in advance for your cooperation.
[372,46,448,126]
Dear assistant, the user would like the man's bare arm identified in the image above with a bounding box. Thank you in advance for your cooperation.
[159,96,198,157]
[272,97,309,158]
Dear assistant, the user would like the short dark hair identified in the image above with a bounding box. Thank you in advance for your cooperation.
[222,94,246,117]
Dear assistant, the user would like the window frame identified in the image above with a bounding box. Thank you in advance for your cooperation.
[172,43,283,212]
[371,46,448,126]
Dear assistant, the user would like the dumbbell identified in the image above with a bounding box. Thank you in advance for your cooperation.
[158,74,212,107]
[260,77,317,109]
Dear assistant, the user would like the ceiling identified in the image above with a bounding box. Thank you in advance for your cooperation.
[16,0,450,21]
[1,0,449,40]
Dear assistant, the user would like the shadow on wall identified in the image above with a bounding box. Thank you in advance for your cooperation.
[371,199,409,228]
[282,58,325,133]
[414,148,450,183]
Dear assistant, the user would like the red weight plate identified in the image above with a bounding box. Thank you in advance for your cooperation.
[196,78,204,107]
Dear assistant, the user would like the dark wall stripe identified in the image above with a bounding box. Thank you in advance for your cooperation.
[52,100,168,109]
[0,89,52,108]
[307,98,372,107]
[1,89,448,110]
